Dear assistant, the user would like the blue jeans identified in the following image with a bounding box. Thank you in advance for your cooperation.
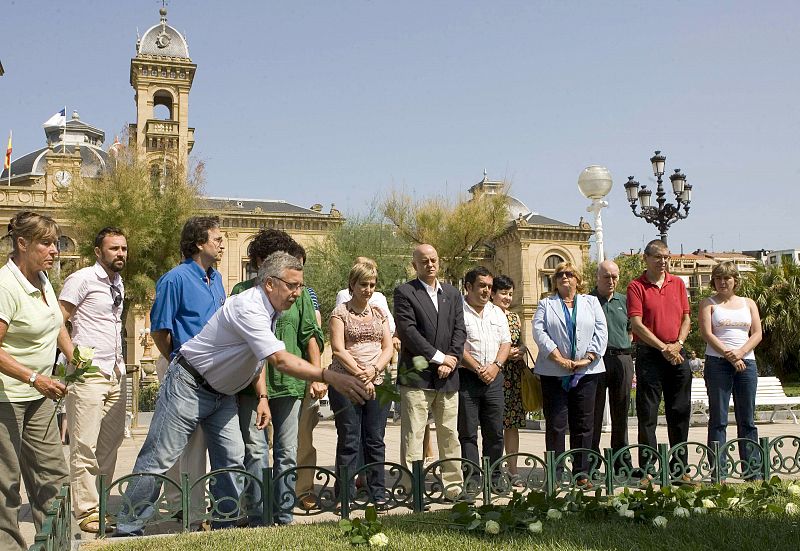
[268,396,301,524]
[238,393,269,525]
[116,361,245,535]
[328,387,390,501]
[704,356,761,477]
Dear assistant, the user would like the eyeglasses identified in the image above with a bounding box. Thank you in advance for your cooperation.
[556,271,575,279]
[110,284,122,309]
[648,254,670,261]
[272,276,305,292]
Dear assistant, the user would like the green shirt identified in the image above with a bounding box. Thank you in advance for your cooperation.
[0,260,63,402]
[231,279,323,399]
[590,289,632,351]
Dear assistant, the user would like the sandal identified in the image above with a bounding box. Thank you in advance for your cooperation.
[79,513,113,534]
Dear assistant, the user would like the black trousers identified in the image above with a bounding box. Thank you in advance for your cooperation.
[592,353,634,469]
[540,373,599,477]
[635,345,692,472]
[457,369,505,472]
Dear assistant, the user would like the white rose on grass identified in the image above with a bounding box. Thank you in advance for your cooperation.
[673,507,690,518]
[623,509,635,519]
[528,520,543,534]
[786,503,800,516]
[787,484,800,496]
[611,498,623,509]
[701,499,716,509]
[484,520,500,535]
[617,504,630,517]
[652,516,668,528]
[693,507,707,515]
[546,509,562,520]
[369,533,389,547]
[727,497,741,508]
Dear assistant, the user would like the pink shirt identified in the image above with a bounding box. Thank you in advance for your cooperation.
[59,262,124,377]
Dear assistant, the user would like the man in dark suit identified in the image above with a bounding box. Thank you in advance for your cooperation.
[394,244,467,492]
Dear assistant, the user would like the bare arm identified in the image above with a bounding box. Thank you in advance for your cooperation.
[306,333,327,399]
[375,318,394,374]
[727,298,763,362]
[151,329,173,359]
[251,368,271,429]
[267,349,369,403]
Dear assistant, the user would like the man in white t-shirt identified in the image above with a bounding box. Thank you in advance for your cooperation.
[116,252,369,536]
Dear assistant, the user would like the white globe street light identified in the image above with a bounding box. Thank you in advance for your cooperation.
[577,165,613,262]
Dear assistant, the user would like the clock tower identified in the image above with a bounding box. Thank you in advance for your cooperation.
[129,7,195,179]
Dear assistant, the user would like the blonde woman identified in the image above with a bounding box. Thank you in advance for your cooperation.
[328,258,394,503]
[698,261,762,476]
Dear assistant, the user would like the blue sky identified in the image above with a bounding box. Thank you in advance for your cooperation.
[2,1,797,257]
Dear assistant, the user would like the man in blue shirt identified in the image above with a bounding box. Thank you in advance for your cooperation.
[149,216,226,521]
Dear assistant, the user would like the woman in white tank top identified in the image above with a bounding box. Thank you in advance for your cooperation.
[698,261,762,479]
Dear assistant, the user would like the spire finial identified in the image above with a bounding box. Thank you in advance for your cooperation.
[160,0,168,22]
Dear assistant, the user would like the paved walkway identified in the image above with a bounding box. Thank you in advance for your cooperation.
[18,415,800,546]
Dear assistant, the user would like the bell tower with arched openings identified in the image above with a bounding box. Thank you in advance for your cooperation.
[129,6,195,178]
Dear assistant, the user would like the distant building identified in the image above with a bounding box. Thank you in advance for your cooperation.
[669,250,761,298]
[762,249,800,267]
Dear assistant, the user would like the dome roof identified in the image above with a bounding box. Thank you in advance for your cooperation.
[138,8,190,59]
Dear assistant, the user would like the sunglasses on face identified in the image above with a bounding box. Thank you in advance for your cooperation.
[556,271,575,279]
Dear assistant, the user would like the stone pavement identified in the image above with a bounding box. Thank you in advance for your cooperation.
[18,414,800,546]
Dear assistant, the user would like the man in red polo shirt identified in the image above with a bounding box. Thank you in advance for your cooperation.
[627,239,691,484]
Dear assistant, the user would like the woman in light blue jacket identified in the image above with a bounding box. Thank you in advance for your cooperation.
[533,261,608,487]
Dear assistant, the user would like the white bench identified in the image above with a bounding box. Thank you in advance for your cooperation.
[690,376,800,424]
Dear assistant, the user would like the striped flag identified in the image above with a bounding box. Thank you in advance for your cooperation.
[3,131,10,171]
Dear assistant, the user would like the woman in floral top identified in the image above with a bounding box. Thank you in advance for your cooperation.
[328,258,394,503]
[491,275,527,484]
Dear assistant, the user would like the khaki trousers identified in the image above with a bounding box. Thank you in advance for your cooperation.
[295,391,320,494]
[157,356,208,515]
[399,386,462,487]
[0,398,69,551]
[66,372,126,520]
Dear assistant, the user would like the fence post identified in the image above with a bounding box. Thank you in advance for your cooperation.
[658,444,670,487]
[760,436,771,481]
[412,460,424,513]
[338,465,351,519]
[262,467,272,527]
[482,457,491,504]
[181,472,191,532]
[545,451,556,495]
[603,448,614,495]
[711,441,721,485]
[98,474,108,537]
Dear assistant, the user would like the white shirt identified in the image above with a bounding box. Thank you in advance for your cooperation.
[180,285,286,395]
[417,278,446,365]
[335,289,396,335]
[59,262,124,377]
[462,299,511,366]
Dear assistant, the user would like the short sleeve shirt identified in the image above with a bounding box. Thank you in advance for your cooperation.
[59,262,124,376]
[0,260,63,402]
[180,285,286,395]
[590,290,631,350]
[462,300,512,366]
[627,272,690,343]
[150,259,226,359]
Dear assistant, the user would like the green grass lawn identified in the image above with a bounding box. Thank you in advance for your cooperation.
[83,495,800,551]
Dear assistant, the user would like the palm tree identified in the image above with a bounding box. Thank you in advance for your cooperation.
[738,261,800,381]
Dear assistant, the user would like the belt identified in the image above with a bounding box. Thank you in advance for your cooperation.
[606,347,632,356]
[176,355,222,395]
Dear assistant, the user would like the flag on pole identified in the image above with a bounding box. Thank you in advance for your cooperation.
[43,108,66,127]
[4,131,10,171]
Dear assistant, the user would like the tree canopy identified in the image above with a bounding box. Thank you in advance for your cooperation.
[380,189,509,282]
[63,146,203,308]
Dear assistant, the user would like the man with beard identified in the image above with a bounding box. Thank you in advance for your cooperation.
[59,227,128,533]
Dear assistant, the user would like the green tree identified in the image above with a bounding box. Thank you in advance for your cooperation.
[380,189,509,282]
[63,145,203,309]
[305,213,412,327]
[614,252,646,292]
[738,262,800,381]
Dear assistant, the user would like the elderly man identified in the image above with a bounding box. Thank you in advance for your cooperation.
[458,266,510,477]
[59,227,128,533]
[627,240,692,484]
[590,260,633,472]
[116,252,369,536]
[394,244,466,494]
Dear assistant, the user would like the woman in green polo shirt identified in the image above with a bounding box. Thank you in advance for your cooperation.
[0,211,73,550]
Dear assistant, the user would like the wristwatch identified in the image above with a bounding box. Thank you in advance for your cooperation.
[28,372,39,387]
[677,339,684,346]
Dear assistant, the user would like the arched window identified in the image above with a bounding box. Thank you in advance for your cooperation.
[540,253,566,295]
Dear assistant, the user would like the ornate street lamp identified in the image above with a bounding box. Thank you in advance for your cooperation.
[577,165,613,262]
[623,150,692,246]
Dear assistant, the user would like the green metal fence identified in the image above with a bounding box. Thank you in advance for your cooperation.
[29,434,800,547]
